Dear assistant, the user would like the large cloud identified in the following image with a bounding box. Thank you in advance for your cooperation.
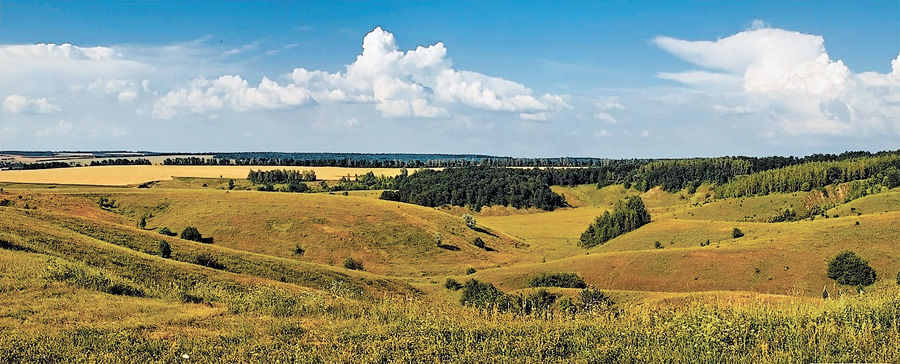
[654,27,899,136]
[154,27,565,120]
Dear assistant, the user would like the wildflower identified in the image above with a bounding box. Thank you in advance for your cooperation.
[182,354,190,359]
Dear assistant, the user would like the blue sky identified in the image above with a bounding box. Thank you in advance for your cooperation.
[2,1,899,157]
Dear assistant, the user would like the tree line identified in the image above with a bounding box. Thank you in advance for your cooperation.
[89,158,151,166]
[712,154,900,199]
[379,167,567,211]
[247,169,317,185]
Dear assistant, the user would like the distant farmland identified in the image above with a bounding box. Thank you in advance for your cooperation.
[0,165,416,186]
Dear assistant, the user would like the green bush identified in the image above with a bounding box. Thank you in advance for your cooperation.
[465,267,476,275]
[732,228,744,239]
[654,241,663,249]
[181,226,203,242]
[459,279,507,308]
[157,241,171,259]
[579,288,612,310]
[292,245,305,256]
[192,253,225,270]
[445,278,462,290]
[472,237,485,249]
[343,257,364,271]
[157,227,176,237]
[529,272,587,289]
[827,250,877,286]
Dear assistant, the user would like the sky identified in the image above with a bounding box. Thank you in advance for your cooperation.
[1,1,899,158]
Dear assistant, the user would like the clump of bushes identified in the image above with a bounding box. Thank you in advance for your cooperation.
[445,278,462,290]
[529,272,587,289]
[158,227,177,237]
[459,278,611,315]
[827,250,876,286]
[192,253,225,270]
[343,257,364,271]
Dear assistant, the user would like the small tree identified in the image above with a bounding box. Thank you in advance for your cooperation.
[138,216,147,229]
[462,213,476,229]
[158,241,171,259]
[158,227,176,236]
[292,245,305,256]
[732,228,744,239]
[827,250,876,286]
[181,226,203,242]
[228,179,235,190]
[654,241,663,249]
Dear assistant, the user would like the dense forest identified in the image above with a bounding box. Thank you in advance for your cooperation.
[579,196,651,248]
[713,154,900,198]
[379,167,568,211]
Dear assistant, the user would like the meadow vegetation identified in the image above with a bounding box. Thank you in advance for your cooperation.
[2,153,900,361]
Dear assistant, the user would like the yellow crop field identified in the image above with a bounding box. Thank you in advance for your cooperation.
[0,165,416,186]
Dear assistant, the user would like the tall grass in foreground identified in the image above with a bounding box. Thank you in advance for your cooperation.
[2,282,898,363]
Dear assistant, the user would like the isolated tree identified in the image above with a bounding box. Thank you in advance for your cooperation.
[462,213,477,229]
[181,226,203,242]
[158,241,171,259]
[827,250,876,286]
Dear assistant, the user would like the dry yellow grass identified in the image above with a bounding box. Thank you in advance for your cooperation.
[0,165,417,186]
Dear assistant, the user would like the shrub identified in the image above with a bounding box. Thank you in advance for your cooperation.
[732,228,744,239]
[343,257,364,271]
[529,272,587,288]
[192,253,225,270]
[462,213,476,229]
[157,241,171,259]
[654,241,663,249]
[158,227,176,237]
[472,237,485,249]
[520,289,557,314]
[896,271,900,285]
[827,250,876,286]
[138,216,147,229]
[579,288,611,309]
[459,279,507,308]
[445,278,462,290]
[292,245,305,256]
[465,267,476,275]
[181,226,203,242]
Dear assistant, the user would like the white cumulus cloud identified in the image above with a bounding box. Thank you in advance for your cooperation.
[4,94,62,114]
[655,26,900,136]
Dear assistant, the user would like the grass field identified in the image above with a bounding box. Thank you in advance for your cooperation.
[1,175,899,362]
[0,165,417,186]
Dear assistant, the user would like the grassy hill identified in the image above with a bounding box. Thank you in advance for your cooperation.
[2,173,900,362]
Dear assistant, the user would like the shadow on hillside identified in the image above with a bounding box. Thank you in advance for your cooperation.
[437,244,460,251]
[473,226,497,237]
